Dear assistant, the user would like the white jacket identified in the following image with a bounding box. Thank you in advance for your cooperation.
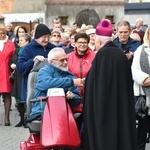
[131,44,150,96]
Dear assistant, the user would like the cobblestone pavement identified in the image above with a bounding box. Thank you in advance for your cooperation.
[0,97,150,150]
[0,98,29,150]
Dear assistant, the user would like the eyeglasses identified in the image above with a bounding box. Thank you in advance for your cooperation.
[0,32,5,35]
[52,58,69,63]
[52,34,61,37]
[77,42,88,45]
[18,31,25,33]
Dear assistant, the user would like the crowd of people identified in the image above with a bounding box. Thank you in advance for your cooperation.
[0,17,149,150]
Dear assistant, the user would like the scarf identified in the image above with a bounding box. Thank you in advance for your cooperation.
[0,36,8,51]
[140,45,150,111]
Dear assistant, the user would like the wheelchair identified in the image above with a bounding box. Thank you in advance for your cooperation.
[20,59,81,150]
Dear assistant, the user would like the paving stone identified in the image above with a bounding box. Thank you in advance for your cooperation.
[0,97,150,150]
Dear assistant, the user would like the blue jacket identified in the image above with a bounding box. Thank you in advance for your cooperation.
[30,64,81,116]
[113,37,141,65]
[16,39,55,101]
[113,37,141,53]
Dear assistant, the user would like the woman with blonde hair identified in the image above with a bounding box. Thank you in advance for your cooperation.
[0,24,15,126]
[132,26,150,150]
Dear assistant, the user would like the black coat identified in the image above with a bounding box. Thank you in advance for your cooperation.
[10,48,22,99]
[83,41,137,150]
[65,44,74,54]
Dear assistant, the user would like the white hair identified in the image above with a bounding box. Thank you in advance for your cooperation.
[5,22,12,27]
[136,18,143,24]
[61,32,70,41]
[95,34,113,42]
[48,47,65,62]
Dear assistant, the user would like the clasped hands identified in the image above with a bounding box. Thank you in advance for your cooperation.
[73,78,85,87]
[10,63,16,70]
[66,91,74,99]
[126,52,134,60]
[67,78,85,99]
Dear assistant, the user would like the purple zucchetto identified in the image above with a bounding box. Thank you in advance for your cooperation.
[95,19,112,37]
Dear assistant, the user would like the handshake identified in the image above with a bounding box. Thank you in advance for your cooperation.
[73,78,85,87]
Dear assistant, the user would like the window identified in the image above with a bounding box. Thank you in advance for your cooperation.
[106,15,114,23]
[58,16,68,25]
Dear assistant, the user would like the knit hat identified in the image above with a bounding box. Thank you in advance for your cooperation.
[95,19,112,37]
[34,24,50,39]
[132,30,144,42]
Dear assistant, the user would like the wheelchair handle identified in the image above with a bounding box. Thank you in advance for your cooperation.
[30,97,82,102]
[30,97,48,102]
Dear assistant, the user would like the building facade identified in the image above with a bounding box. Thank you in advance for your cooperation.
[1,0,125,29]
[124,2,150,25]
[45,0,125,28]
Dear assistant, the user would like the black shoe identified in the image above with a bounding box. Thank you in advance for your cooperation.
[23,123,28,128]
[15,122,24,127]
[5,122,10,126]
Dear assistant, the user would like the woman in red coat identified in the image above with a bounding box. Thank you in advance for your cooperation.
[67,33,95,138]
[68,33,95,97]
[0,24,15,126]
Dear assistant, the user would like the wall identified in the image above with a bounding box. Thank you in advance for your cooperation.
[1,0,125,28]
[46,4,124,28]
[8,0,46,13]
[124,14,150,26]
[45,0,124,4]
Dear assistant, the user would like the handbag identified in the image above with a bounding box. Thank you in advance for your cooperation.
[9,70,15,82]
[135,95,148,118]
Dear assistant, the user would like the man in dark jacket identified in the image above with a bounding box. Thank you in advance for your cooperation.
[113,20,141,65]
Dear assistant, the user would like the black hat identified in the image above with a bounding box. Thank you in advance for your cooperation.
[34,24,50,39]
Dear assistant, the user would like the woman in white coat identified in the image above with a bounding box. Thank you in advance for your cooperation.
[132,26,150,150]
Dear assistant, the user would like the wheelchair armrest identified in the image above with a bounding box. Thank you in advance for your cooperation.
[66,97,82,100]
[73,97,82,100]
[30,96,48,102]
[67,97,83,113]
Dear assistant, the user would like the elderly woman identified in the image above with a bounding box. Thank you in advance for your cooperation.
[86,28,96,52]
[67,32,95,97]
[10,33,31,127]
[132,26,150,150]
[50,29,61,46]
[67,33,95,133]
[0,24,15,126]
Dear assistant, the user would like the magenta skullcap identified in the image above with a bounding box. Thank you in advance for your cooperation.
[95,19,112,37]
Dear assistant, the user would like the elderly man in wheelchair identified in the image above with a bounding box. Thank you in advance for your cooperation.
[21,47,84,150]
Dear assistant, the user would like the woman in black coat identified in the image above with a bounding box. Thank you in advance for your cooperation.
[10,33,31,127]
